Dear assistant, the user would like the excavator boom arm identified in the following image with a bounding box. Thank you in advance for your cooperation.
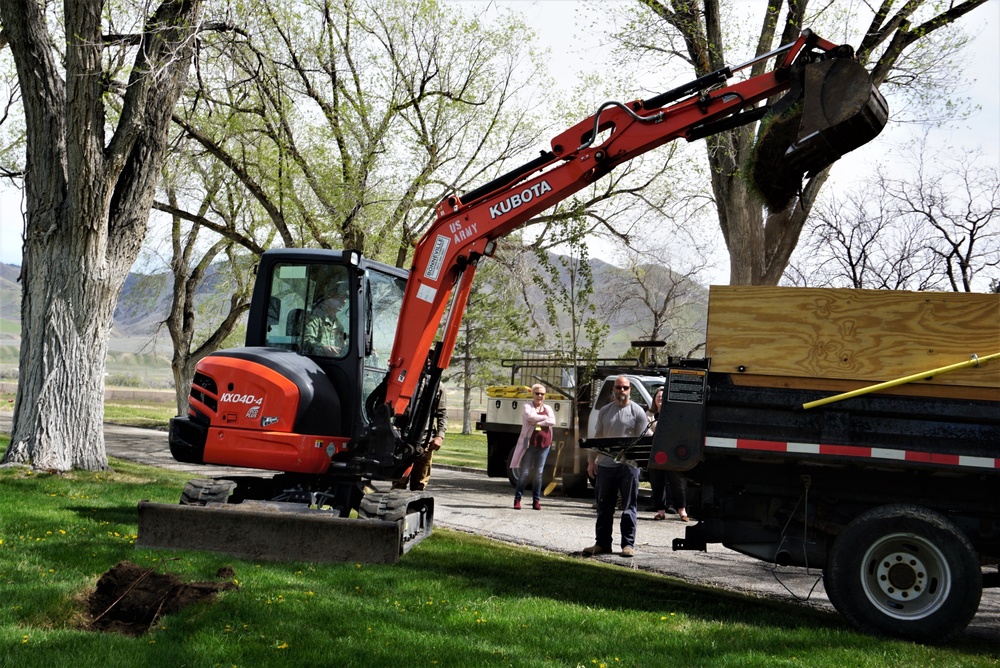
[383,30,886,425]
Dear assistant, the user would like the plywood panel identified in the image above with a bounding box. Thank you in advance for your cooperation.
[706,286,1000,390]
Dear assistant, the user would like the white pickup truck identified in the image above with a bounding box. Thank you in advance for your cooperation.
[477,370,666,496]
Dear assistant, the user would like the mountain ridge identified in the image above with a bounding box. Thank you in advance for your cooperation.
[0,255,709,363]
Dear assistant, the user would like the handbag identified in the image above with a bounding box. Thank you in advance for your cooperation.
[530,425,552,449]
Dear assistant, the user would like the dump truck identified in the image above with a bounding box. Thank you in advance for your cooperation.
[588,286,999,642]
[137,30,888,564]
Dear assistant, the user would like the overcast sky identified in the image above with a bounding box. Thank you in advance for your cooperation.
[1,1,997,268]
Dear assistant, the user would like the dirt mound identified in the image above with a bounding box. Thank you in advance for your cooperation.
[86,561,237,635]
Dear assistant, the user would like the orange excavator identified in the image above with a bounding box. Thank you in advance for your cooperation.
[137,30,888,563]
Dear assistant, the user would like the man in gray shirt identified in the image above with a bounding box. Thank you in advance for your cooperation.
[583,375,648,557]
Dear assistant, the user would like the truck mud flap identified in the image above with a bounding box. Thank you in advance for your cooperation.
[137,492,433,564]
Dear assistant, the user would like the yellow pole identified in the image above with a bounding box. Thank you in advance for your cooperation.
[801,352,1000,410]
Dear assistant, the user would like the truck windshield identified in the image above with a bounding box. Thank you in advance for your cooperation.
[263,263,351,359]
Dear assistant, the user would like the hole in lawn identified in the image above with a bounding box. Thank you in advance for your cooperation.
[85,561,237,636]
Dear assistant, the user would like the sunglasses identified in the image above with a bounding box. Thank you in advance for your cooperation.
[533,391,545,395]
[615,385,630,390]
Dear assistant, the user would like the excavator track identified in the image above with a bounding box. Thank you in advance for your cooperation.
[358,490,435,554]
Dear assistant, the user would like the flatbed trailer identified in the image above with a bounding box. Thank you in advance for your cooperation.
[587,286,1000,643]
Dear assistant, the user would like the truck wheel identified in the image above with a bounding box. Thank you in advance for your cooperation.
[504,448,517,487]
[505,451,557,489]
[561,472,593,498]
[487,432,517,478]
[824,504,981,643]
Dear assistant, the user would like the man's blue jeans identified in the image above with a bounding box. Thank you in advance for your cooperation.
[515,445,551,502]
[594,463,640,549]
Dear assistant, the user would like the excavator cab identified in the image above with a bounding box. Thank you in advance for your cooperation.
[169,248,410,476]
[245,250,409,449]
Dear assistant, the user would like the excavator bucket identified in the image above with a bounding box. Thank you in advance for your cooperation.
[136,481,434,564]
[750,58,889,210]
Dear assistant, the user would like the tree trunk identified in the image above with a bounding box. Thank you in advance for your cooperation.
[0,0,204,471]
[6,222,120,470]
[722,168,830,286]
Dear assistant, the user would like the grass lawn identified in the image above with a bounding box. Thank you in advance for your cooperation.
[0,393,182,428]
[435,431,488,469]
[0,444,997,667]
[101,400,180,429]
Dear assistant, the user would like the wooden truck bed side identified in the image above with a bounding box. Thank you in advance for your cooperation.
[705,286,1000,401]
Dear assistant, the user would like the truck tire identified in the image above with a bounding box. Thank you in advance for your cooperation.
[505,449,557,490]
[823,504,981,643]
[487,432,517,478]
[561,472,593,499]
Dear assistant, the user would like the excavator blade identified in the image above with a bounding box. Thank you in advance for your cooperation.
[136,485,434,564]
[751,58,888,211]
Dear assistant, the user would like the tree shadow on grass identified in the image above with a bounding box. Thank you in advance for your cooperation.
[66,504,138,528]
[400,531,999,656]
[404,531,839,632]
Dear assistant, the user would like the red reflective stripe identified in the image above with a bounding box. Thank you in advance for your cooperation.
[707,438,994,470]
[736,439,786,452]
[905,451,961,466]
[819,444,872,458]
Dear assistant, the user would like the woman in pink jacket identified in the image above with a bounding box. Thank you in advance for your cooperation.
[510,383,556,510]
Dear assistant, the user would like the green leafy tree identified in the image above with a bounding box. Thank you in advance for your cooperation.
[609,0,990,285]
[169,0,546,265]
[528,223,609,373]
[446,250,530,433]
[159,160,260,413]
[142,0,551,402]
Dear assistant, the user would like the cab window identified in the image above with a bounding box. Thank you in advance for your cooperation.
[361,268,406,422]
[263,263,351,359]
